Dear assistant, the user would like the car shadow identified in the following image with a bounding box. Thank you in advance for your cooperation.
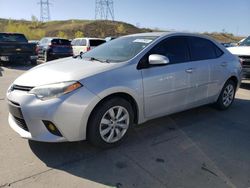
[28,97,250,187]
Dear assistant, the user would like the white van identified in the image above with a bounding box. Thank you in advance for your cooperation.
[71,38,106,56]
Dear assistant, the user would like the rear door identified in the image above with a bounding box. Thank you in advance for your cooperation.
[141,36,192,118]
[186,36,224,105]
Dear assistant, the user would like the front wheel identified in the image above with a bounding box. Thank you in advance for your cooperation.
[215,80,236,110]
[87,98,134,148]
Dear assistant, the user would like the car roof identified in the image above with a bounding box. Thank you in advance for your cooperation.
[125,32,219,43]
[127,31,212,38]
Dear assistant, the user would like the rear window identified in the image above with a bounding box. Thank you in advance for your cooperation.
[188,37,223,61]
[0,33,27,43]
[89,40,106,47]
[51,39,71,46]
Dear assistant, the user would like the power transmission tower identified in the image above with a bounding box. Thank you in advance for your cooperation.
[95,0,114,21]
[39,0,51,22]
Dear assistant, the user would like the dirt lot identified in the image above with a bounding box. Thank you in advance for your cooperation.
[0,65,250,188]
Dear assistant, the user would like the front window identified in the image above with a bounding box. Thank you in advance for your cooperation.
[239,37,250,46]
[82,36,158,62]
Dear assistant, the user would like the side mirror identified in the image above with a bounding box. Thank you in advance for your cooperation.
[148,54,170,65]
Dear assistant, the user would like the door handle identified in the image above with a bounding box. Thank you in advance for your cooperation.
[221,62,228,67]
[185,68,194,73]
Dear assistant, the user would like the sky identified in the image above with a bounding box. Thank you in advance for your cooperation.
[0,0,249,36]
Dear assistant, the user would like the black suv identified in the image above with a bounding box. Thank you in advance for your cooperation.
[37,38,73,62]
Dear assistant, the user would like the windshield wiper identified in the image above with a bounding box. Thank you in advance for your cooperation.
[89,57,110,63]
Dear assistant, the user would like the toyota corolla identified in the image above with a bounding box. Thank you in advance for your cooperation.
[7,32,242,148]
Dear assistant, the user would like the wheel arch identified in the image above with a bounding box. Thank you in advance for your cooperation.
[227,75,238,86]
[87,92,139,126]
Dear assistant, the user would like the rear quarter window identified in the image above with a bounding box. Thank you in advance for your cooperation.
[188,37,223,61]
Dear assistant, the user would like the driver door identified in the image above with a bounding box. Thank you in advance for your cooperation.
[140,37,193,119]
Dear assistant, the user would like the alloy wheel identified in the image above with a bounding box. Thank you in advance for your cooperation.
[99,106,130,143]
[222,84,235,107]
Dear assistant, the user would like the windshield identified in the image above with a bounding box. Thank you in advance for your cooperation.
[239,36,250,46]
[82,36,158,62]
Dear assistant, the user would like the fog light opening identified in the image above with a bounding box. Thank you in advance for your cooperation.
[43,121,62,137]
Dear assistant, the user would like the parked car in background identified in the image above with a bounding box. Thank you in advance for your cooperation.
[37,37,73,62]
[0,33,37,65]
[227,36,250,78]
[71,38,106,57]
[7,32,241,148]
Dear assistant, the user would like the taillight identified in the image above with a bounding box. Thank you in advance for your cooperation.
[87,47,91,51]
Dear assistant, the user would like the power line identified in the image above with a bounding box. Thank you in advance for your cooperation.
[95,0,114,21]
[38,0,51,22]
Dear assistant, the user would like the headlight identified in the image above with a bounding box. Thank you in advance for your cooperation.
[29,81,82,100]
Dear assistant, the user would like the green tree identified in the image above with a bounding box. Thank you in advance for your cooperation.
[74,31,84,38]
[116,24,125,34]
[57,31,68,38]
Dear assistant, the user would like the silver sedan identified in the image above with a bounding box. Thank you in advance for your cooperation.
[7,32,242,148]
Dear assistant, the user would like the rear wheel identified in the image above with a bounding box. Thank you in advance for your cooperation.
[215,80,236,110]
[88,98,134,148]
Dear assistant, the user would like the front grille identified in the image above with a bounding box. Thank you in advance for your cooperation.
[12,85,33,92]
[239,56,250,68]
[13,116,29,132]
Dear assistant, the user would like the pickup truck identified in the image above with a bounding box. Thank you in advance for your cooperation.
[227,36,250,78]
[0,33,37,65]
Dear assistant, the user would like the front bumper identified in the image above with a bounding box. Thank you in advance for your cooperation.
[7,86,100,142]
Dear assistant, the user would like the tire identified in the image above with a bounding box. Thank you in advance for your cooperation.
[215,80,236,110]
[87,97,134,148]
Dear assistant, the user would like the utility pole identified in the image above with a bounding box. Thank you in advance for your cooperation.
[95,0,114,21]
[39,0,51,22]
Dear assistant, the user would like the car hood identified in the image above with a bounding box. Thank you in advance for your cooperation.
[14,57,121,87]
[227,46,250,56]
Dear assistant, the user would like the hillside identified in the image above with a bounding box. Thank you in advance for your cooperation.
[0,18,152,40]
[0,18,244,42]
